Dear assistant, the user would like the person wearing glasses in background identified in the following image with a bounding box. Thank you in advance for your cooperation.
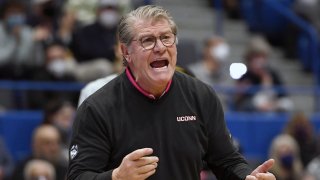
[67,5,276,180]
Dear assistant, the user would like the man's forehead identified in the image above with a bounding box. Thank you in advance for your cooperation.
[133,18,172,36]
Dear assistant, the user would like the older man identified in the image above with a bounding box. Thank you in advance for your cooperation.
[67,5,276,180]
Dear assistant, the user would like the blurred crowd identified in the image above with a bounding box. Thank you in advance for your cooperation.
[0,0,319,112]
[0,0,319,179]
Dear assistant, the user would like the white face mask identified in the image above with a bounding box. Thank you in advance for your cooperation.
[99,10,119,28]
[47,59,69,77]
[210,43,230,62]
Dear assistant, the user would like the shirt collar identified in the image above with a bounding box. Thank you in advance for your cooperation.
[125,67,172,100]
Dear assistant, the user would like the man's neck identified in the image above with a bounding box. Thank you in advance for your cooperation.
[125,68,172,99]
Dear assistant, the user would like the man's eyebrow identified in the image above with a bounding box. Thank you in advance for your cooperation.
[138,31,173,38]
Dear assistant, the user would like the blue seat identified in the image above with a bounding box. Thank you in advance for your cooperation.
[0,111,43,162]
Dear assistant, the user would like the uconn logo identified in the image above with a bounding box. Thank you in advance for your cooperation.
[177,115,197,122]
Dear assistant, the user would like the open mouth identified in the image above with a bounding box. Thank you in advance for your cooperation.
[150,60,169,69]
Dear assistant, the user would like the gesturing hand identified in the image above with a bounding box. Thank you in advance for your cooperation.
[112,148,159,180]
[245,159,276,180]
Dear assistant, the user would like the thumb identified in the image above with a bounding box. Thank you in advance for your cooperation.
[251,159,274,176]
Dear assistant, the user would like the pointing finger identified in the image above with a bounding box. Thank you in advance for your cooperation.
[251,159,274,176]
[256,172,276,180]
[246,175,257,180]
[126,148,153,161]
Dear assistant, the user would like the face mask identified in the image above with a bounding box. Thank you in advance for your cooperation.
[47,59,68,77]
[5,14,25,30]
[210,43,230,62]
[99,10,119,28]
[280,153,294,170]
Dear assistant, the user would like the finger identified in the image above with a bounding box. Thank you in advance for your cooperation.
[126,148,153,161]
[135,156,159,167]
[245,175,257,180]
[251,159,274,176]
[139,168,156,180]
[137,163,158,174]
[256,172,276,180]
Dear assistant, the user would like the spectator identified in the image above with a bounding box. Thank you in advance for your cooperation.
[284,112,319,167]
[27,0,62,38]
[64,0,131,26]
[269,134,303,180]
[24,159,56,180]
[27,41,78,109]
[234,35,293,112]
[0,138,14,180]
[39,40,113,82]
[29,0,76,65]
[303,155,320,180]
[42,100,76,161]
[11,125,67,180]
[0,1,35,72]
[35,41,76,81]
[69,0,120,63]
[188,36,231,86]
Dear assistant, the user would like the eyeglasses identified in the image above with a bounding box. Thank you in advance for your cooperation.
[132,33,176,50]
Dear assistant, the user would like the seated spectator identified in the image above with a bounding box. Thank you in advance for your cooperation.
[234,35,293,112]
[65,0,131,26]
[11,125,67,180]
[24,159,55,180]
[42,100,76,161]
[27,41,78,109]
[269,134,303,180]
[69,0,120,63]
[0,138,14,180]
[303,155,320,180]
[0,1,35,74]
[34,41,76,81]
[27,0,59,65]
[284,112,319,167]
[37,40,113,82]
[188,36,232,86]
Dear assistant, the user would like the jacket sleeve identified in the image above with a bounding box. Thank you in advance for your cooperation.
[67,101,113,180]
[204,89,252,180]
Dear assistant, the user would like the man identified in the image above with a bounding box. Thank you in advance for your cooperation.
[69,0,120,62]
[189,36,231,86]
[12,125,67,180]
[68,5,276,180]
[24,159,56,180]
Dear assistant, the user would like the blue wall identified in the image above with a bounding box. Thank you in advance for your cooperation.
[1,111,319,163]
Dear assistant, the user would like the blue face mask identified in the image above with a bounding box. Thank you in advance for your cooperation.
[280,153,294,170]
[5,14,25,30]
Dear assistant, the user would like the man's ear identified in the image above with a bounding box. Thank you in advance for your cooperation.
[121,43,131,63]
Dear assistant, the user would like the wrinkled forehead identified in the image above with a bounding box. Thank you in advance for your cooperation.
[131,17,172,37]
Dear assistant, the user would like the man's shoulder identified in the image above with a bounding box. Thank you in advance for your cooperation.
[174,71,212,90]
[173,71,218,100]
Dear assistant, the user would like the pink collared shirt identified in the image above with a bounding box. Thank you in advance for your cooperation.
[125,68,172,99]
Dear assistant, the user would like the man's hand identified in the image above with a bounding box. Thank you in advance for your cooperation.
[245,159,276,180]
[112,148,159,180]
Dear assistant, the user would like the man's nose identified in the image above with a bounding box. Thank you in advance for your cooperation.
[153,38,166,52]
